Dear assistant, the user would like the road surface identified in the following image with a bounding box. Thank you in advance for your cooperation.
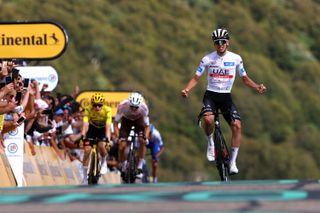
[0,179,319,213]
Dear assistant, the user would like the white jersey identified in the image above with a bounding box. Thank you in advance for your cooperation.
[196,50,247,93]
[114,100,150,125]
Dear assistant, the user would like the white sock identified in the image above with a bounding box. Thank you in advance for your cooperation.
[153,176,158,183]
[230,147,239,164]
[138,159,145,170]
[207,133,214,146]
[100,158,106,167]
[82,166,88,180]
[121,160,128,172]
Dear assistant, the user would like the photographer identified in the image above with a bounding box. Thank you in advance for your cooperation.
[1,81,31,135]
[0,59,16,81]
[0,83,16,114]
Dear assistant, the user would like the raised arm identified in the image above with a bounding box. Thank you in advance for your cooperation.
[181,74,200,97]
[242,75,267,94]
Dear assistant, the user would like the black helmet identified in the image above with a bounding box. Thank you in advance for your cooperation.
[211,28,229,42]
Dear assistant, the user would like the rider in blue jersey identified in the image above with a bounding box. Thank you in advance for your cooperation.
[146,124,164,183]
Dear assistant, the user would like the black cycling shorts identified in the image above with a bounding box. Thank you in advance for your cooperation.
[85,124,106,145]
[119,117,145,141]
[198,90,241,125]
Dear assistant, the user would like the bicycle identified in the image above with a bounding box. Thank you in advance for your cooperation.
[121,126,138,183]
[85,138,101,185]
[213,110,231,182]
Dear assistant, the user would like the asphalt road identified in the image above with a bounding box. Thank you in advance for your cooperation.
[0,179,319,213]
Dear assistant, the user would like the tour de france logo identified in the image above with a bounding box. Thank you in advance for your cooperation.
[7,143,18,154]
[48,74,57,82]
[8,128,18,136]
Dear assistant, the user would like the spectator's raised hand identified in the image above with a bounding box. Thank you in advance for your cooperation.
[7,98,17,112]
[0,61,9,78]
[2,83,14,95]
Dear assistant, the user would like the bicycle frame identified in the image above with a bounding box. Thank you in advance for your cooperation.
[213,111,231,182]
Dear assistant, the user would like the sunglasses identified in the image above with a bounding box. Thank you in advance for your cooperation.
[130,106,139,109]
[214,40,227,45]
[93,104,103,108]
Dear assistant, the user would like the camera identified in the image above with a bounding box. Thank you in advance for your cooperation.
[15,92,22,104]
[42,109,52,115]
[5,76,12,84]
[23,78,30,88]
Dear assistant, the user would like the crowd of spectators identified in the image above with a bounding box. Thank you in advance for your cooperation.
[0,59,164,183]
[0,59,84,163]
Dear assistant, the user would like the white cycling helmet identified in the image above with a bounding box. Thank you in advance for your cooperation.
[128,92,143,107]
[211,28,229,42]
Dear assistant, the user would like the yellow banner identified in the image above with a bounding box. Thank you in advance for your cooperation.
[76,91,131,117]
[0,21,68,59]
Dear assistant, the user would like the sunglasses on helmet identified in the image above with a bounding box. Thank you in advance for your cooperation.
[214,40,227,45]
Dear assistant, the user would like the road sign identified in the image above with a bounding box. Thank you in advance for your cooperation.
[0,21,68,59]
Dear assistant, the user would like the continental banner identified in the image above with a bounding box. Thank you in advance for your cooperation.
[76,91,131,117]
[0,21,68,59]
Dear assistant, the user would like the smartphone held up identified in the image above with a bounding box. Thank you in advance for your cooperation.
[16,115,26,126]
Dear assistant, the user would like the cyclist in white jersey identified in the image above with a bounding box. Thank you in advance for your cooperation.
[181,28,266,175]
[113,92,150,178]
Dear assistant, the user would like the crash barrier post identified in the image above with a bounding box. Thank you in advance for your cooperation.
[100,171,121,184]
[23,142,44,186]
[0,149,17,187]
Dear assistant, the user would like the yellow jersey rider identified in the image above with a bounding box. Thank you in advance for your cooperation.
[81,92,112,181]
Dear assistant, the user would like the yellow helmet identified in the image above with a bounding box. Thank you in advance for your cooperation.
[91,92,105,105]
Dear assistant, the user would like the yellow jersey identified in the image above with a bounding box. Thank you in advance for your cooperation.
[83,105,112,128]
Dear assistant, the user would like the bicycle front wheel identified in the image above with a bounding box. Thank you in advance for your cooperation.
[214,129,229,182]
[127,150,137,183]
[88,151,99,185]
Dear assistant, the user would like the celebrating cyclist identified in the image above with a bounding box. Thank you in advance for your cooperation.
[113,92,150,179]
[81,92,112,183]
[181,28,266,175]
[147,124,165,183]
